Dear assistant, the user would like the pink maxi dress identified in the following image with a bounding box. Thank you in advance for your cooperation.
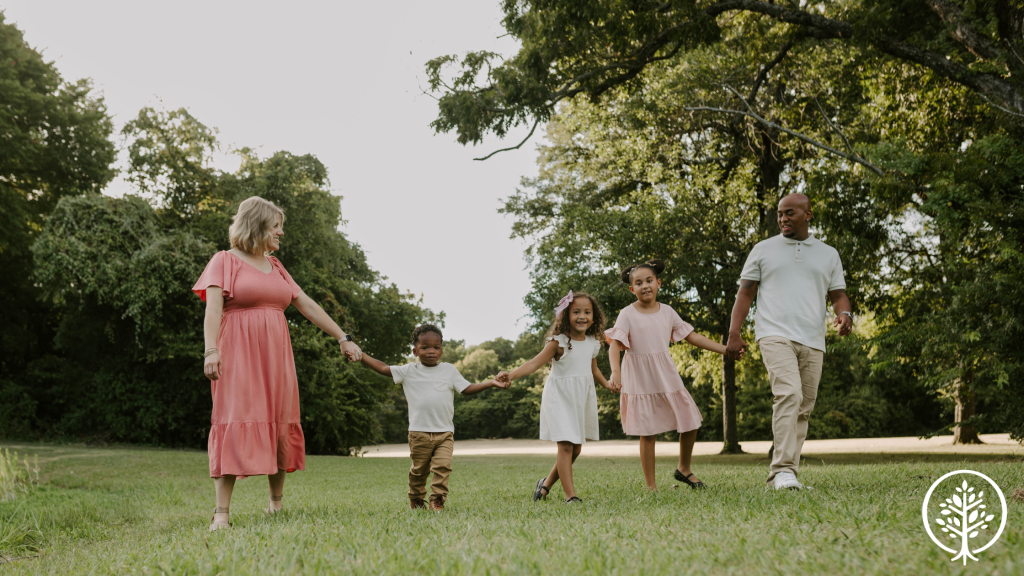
[604,303,703,436]
[192,251,306,478]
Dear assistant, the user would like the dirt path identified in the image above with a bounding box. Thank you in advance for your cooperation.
[361,433,1021,458]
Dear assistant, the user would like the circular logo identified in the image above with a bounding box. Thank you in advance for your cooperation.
[921,470,1007,564]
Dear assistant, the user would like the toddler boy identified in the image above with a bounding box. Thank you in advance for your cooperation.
[360,324,507,511]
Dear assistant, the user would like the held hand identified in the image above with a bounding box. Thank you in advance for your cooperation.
[496,371,512,386]
[492,377,510,390]
[834,313,853,337]
[204,352,222,381]
[340,341,362,362]
[725,334,747,361]
[608,372,622,394]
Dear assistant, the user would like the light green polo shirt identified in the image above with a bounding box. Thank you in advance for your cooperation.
[739,233,846,352]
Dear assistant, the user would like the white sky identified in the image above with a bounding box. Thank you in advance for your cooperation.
[4,0,541,344]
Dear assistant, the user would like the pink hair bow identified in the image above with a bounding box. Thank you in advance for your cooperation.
[554,290,574,315]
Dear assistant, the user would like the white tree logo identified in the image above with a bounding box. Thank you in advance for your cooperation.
[922,470,1007,565]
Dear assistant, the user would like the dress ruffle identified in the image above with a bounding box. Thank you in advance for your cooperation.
[208,421,306,478]
[619,350,703,436]
[671,322,694,343]
[192,251,241,302]
[604,327,629,349]
[620,389,702,436]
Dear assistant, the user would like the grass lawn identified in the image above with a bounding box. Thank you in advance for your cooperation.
[1,443,1022,575]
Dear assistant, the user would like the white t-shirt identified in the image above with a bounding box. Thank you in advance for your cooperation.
[739,233,846,352]
[390,362,471,433]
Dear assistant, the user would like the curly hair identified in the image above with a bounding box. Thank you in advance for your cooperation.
[411,324,443,345]
[547,292,606,353]
[620,258,666,284]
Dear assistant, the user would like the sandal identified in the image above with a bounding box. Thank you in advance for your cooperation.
[532,478,550,501]
[266,494,283,514]
[674,469,707,489]
[209,507,230,531]
[565,496,583,504]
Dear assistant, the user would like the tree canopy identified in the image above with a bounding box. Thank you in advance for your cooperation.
[429,0,1024,443]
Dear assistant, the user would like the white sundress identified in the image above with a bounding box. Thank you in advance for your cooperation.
[539,334,601,444]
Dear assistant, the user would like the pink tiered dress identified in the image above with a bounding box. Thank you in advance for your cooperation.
[192,251,306,478]
[604,303,703,436]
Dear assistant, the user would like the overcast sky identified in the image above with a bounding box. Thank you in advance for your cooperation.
[4,1,541,344]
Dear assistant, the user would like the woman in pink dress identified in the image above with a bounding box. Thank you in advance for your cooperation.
[193,196,362,531]
[605,260,736,491]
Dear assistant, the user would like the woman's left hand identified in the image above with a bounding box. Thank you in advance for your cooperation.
[340,340,362,361]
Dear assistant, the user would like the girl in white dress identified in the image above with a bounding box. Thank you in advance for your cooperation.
[497,291,618,503]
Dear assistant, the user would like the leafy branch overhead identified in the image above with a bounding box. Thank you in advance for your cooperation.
[426,0,1024,161]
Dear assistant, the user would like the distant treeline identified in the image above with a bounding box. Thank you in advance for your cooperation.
[373,329,946,445]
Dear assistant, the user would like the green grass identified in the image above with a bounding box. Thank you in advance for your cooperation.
[1,443,1022,575]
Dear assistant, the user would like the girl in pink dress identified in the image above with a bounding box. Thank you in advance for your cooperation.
[605,259,735,491]
[193,196,362,531]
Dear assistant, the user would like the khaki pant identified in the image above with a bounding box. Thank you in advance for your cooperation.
[408,431,454,501]
[759,336,824,483]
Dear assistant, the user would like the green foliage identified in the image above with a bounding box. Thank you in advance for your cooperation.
[429,0,1024,443]
[0,14,116,439]
[24,108,435,453]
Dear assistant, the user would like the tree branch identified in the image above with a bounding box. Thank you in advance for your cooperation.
[813,96,857,157]
[684,86,885,176]
[708,0,1024,114]
[748,39,795,104]
[474,119,541,161]
[925,0,1003,61]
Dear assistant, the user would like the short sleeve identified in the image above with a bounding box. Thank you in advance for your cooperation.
[270,257,302,301]
[828,251,847,291]
[604,308,631,349]
[450,366,471,393]
[546,334,570,349]
[667,306,695,343]
[192,251,239,302]
[391,363,410,384]
[590,336,602,358]
[739,244,762,283]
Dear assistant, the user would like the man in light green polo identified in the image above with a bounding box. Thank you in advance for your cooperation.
[726,193,853,490]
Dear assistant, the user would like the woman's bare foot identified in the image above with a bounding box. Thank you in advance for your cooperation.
[267,495,283,514]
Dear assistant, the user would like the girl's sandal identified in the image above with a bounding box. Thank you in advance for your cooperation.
[266,495,283,514]
[565,496,583,504]
[673,469,707,489]
[532,478,550,502]
[209,507,230,532]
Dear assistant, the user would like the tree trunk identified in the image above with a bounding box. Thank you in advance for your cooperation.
[952,371,983,444]
[720,331,744,454]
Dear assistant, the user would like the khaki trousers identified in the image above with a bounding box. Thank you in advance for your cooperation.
[408,431,454,501]
[759,336,824,483]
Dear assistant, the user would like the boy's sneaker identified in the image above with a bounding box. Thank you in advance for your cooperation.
[409,498,426,510]
[772,471,805,490]
[428,495,445,512]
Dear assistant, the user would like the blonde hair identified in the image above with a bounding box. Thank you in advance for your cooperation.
[229,196,284,255]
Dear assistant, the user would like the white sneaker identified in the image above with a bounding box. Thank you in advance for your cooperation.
[772,471,805,490]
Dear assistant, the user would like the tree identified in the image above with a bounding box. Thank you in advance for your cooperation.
[427,1,1024,153]
[0,14,116,436]
[29,108,436,453]
[478,15,889,451]
[428,0,1024,445]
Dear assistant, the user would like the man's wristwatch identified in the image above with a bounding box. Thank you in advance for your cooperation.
[840,311,853,321]
[338,334,354,343]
